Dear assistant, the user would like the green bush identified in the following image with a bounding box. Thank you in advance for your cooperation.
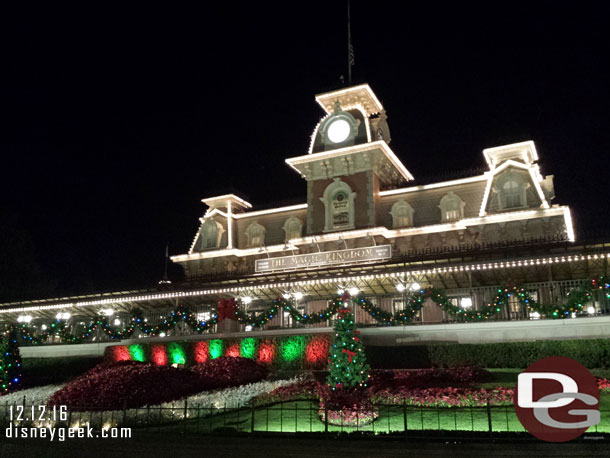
[367,338,610,369]
[21,356,103,388]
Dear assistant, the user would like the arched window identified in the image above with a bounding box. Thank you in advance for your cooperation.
[390,200,414,228]
[495,171,528,209]
[200,219,224,249]
[503,180,522,207]
[283,217,303,241]
[245,222,266,248]
[320,178,357,232]
[439,192,465,222]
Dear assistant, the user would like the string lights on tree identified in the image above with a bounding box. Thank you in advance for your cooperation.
[327,293,370,390]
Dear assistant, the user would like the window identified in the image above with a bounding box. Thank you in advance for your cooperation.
[503,180,524,208]
[390,200,414,228]
[200,219,224,249]
[320,178,357,232]
[251,233,262,247]
[245,222,266,247]
[445,209,460,221]
[283,217,303,241]
[495,171,528,210]
[439,192,465,222]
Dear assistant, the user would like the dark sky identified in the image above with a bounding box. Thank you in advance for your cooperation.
[1,3,609,301]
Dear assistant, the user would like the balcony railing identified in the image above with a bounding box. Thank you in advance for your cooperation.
[7,278,610,346]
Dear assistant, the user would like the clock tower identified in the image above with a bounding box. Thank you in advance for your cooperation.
[285,84,412,235]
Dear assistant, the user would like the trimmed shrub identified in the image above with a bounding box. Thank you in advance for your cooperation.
[17,356,103,389]
[104,334,331,370]
[367,338,610,369]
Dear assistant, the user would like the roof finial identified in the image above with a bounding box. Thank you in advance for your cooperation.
[333,100,342,114]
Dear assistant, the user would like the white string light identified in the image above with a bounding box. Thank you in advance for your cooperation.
[0,251,608,315]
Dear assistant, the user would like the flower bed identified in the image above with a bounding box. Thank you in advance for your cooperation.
[251,380,320,406]
[11,376,304,429]
[192,356,268,391]
[368,366,490,390]
[318,406,379,427]
[49,361,203,411]
[597,377,610,393]
[370,386,514,407]
[48,357,270,411]
[250,367,512,409]
[0,383,66,405]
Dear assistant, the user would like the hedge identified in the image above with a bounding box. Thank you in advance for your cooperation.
[366,338,610,369]
[20,356,103,388]
[103,334,331,370]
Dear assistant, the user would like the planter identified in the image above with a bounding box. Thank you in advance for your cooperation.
[318,406,379,427]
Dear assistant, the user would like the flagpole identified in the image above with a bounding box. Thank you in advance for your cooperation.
[347,0,352,85]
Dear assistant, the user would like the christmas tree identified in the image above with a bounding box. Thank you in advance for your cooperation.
[0,329,22,393]
[327,295,370,390]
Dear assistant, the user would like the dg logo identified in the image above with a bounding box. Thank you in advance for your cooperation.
[515,356,600,442]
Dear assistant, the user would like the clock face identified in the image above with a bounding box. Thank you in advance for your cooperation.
[327,118,351,143]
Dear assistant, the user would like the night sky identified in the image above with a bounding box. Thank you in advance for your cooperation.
[1,3,609,301]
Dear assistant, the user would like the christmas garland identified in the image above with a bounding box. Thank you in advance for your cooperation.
[494,285,591,319]
[352,288,500,324]
[6,276,610,344]
[5,305,217,345]
[234,276,610,328]
[235,297,344,328]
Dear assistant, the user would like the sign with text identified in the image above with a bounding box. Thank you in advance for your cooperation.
[255,245,392,273]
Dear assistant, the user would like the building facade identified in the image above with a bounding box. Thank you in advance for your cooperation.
[1,84,609,349]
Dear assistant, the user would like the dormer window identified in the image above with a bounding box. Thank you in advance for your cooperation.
[245,222,266,248]
[495,171,528,210]
[283,217,303,241]
[390,200,415,228]
[439,192,465,222]
[200,219,224,249]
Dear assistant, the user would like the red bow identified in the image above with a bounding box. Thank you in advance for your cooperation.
[338,307,352,316]
[217,298,237,322]
[342,349,356,362]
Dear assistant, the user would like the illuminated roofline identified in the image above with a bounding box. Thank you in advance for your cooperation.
[315,84,384,115]
[234,204,307,219]
[202,194,252,209]
[483,141,539,170]
[563,207,576,242]
[478,161,550,216]
[1,247,600,314]
[286,140,414,181]
[379,175,487,196]
[173,206,572,262]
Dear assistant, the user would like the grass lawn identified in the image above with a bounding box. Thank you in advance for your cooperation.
[163,399,610,435]
[481,368,521,388]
